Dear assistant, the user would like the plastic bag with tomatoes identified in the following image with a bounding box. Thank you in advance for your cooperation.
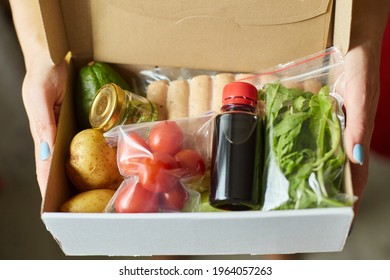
[104,114,213,213]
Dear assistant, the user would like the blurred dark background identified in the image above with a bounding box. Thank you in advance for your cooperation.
[1,2,389,260]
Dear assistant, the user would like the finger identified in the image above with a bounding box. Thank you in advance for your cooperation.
[343,48,380,198]
[344,53,378,159]
[23,89,58,198]
[33,116,57,197]
[31,117,56,198]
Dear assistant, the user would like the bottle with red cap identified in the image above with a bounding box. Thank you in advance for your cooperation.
[210,81,264,211]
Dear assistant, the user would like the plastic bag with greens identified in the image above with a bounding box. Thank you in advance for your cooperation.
[240,47,356,210]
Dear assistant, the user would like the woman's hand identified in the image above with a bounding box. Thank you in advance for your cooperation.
[343,0,389,214]
[10,0,69,197]
[22,50,68,196]
[343,42,381,214]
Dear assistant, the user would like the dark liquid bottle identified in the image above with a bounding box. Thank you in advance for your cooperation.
[210,82,263,211]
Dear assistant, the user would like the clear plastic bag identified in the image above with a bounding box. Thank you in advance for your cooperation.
[241,47,355,210]
[132,65,256,121]
[104,114,214,213]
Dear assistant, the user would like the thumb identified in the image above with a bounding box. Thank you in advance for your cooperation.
[343,47,380,209]
[34,120,57,198]
[21,56,68,198]
[25,103,57,198]
[343,81,371,213]
[343,85,370,168]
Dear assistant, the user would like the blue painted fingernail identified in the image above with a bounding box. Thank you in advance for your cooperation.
[353,144,364,165]
[40,141,50,161]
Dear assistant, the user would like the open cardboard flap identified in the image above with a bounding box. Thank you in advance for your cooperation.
[39,0,355,256]
[40,0,351,71]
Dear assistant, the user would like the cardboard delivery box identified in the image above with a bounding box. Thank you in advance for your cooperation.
[40,0,354,256]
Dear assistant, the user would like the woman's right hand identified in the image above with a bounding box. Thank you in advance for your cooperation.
[9,0,69,197]
[22,49,68,197]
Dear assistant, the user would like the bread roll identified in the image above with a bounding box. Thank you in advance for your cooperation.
[166,79,189,120]
[259,74,279,86]
[146,80,168,120]
[236,73,253,80]
[281,76,304,90]
[211,73,235,113]
[236,73,258,87]
[303,79,322,94]
[189,75,212,117]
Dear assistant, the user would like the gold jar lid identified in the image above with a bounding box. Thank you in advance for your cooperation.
[89,83,126,131]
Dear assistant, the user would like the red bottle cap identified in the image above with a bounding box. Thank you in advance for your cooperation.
[222,82,258,107]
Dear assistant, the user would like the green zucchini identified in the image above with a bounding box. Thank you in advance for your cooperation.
[75,61,130,129]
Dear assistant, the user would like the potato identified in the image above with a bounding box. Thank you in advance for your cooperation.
[60,189,116,213]
[66,128,121,191]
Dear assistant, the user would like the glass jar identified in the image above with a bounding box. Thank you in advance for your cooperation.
[89,83,158,131]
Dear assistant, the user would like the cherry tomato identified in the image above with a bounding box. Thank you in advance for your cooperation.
[118,132,152,175]
[175,149,206,182]
[138,152,181,193]
[114,179,159,213]
[148,121,184,155]
[119,131,151,159]
[159,183,189,211]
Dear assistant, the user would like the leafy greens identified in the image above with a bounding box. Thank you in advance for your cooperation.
[261,83,351,210]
